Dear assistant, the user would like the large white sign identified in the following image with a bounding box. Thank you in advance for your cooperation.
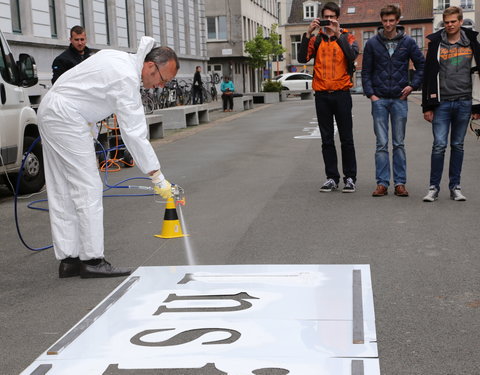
[21,265,380,375]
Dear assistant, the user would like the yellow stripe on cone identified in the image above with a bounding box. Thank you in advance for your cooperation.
[155,197,186,238]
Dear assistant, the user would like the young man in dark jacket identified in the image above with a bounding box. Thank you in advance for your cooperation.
[362,4,424,197]
[192,66,203,104]
[422,6,480,202]
[298,2,359,193]
[51,25,91,84]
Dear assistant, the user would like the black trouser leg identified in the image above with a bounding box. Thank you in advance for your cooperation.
[315,91,357,183]
[315,92,339,183]
[334,91,356,182]
[222,94,228,110]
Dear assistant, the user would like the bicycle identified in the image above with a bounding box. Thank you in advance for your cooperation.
[141,88,155,114]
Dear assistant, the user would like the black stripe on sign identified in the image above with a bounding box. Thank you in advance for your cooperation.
[30,364,52,375]
[164,208,179,220]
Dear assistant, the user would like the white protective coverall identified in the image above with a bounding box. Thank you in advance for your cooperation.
[38,37,160,261]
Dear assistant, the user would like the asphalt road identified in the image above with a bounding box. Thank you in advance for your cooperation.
[1,95,480,374]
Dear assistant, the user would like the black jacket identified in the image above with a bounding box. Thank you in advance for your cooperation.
[51,44,92,84]
[422,27,480,114]
[193,71,203,88]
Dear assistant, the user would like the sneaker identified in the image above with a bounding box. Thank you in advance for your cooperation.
[319,178,338,192]
[450,186,467,201]
[342,178,356,193]
[423,186,439,202]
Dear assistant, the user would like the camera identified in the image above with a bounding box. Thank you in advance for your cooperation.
[318,20,331,26]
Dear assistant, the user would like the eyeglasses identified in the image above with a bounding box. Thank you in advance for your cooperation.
[155,64,170,85]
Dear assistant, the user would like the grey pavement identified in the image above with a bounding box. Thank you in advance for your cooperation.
[1,94,480,374]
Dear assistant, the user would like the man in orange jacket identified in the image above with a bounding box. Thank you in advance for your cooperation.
[298,2,359,193]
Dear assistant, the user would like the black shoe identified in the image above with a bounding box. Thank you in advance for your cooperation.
[80,259,132,279]
[59,257,81,278]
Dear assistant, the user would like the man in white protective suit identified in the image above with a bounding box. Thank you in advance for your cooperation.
[38,37,178,278]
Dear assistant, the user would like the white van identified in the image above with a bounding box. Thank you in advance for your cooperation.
[0,29,44,194]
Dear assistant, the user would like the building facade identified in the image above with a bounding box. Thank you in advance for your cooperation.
[205,0,279,93]
[0,0,208,97]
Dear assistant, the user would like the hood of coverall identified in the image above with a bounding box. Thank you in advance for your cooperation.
[135,36,156,77]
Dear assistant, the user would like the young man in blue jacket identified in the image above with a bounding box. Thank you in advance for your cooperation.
[362,5,424,197]
[422,6,480,202]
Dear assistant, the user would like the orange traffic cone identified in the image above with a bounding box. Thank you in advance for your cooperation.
[155,197,186,238]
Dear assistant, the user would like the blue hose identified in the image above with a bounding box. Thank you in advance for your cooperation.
[15,136,155,252]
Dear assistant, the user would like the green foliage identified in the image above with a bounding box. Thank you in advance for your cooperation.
[245,24,286,70]
[244,26,270,69]
[266,24,286,59]
[262,79,283,92]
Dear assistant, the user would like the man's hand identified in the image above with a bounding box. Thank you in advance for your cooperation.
[306,18,320,37]
[150,170,173,199]
[370,95,380,102]
[325,19,341,38]
[400,86,413,100]
[424,110,434,123]
[153,180,172,199]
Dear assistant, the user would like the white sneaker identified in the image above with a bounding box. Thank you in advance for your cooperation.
[423,186,439,202]
[342,177,356,193]
[319,178,338,192]
[450,186,466,201]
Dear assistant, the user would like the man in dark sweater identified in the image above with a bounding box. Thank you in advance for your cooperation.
[362,4,424,198]
[51,25,92,84]
[422,6,480,202]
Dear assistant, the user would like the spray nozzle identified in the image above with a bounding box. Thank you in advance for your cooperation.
[172,184,186,206]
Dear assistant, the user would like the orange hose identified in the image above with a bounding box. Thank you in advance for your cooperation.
[98,115,135,172]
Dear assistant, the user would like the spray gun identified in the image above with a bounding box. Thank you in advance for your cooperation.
[171,184,186,206]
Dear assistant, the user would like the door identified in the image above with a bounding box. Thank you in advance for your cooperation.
[0,31,24,167]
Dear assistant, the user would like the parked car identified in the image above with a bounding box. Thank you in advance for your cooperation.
[350,86,364,94]
[273,73,313,90]
[0,29,44,194]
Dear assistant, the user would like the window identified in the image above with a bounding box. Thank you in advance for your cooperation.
[363,31,374,47]
[291,35,301,60]
[207,16,227,40]
[304,5,315,19]
[79,0,85,27]
[0,31,19,85]
[461,0,473,9]
[10,0,21,33]
[104,0,110,45]
[49,0,57,37]
[303,2,319,20]
[438,0,450,10]
[411,28,423,49]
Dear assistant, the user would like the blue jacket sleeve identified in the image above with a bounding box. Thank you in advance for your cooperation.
[408,39,425,90]
[361,41,375,98]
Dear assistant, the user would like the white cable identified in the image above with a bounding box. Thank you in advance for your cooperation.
[0,151,16,193]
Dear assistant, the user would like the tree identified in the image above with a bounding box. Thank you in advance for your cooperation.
[244,26,270,70]
[266,24,286,76]
[245,25,287,89]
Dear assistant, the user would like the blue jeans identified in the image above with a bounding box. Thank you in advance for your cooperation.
[372,98,408,187]
[429,99,472,191]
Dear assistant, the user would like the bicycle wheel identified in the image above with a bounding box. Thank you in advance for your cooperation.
[202,87,211,103]
[142,96,154,114]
